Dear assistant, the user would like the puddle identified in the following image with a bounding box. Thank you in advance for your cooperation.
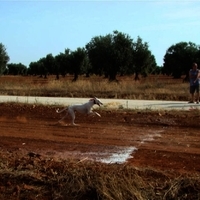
[48,146,137,164]
[140,133,162,144]
[43,130,163,164]
[139,130,163,144]
[96,146,137,164]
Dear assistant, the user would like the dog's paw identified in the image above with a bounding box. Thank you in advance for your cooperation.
[72,123,80,126]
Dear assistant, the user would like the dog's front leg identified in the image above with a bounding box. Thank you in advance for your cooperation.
[89,111,101,117]
[94,111,101,117]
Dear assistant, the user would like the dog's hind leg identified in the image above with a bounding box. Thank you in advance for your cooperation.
[58,115,66,123]
[68,109,78,126]
[58,111,68,123]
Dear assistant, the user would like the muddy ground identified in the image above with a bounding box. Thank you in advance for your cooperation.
[0,102,200,175]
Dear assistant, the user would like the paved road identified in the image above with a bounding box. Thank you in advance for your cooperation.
[0,95,199,110]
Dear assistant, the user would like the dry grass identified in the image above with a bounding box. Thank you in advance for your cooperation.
[0,150,199,200]
[0,75,189,100]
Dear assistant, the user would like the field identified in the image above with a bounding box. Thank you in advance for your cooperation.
[0,75,200,199]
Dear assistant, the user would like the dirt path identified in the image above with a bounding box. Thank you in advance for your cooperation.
[0,103,200,174]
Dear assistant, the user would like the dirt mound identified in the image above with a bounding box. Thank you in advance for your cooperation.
[0,103,200,199]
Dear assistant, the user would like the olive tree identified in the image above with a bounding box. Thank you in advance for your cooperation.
[86,31,133,81]
[163,42,200,79]
[0,43,10,75]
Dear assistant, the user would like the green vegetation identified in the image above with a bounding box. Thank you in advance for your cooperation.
[0,43,10,75]
[1,31,200,81]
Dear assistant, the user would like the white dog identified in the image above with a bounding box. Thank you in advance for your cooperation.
[56,97,103,125]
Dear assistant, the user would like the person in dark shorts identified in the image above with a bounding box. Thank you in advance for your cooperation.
[189,62,200,104]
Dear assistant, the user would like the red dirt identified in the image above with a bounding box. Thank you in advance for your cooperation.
[0,103,200,175]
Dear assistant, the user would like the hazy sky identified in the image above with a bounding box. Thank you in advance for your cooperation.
[1,0,200,67]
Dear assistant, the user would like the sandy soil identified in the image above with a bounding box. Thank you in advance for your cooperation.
[0,102,200,175]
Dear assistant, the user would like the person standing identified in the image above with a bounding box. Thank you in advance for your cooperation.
[189,62,200,104]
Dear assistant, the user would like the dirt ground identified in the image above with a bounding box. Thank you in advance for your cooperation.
[0,102,200,175]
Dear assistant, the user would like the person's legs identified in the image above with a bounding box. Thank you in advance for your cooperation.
[189,86,195,103]
[195,85,199,103]
[196,90,199,104]
[196,93,199,103]
[191,93,195,102]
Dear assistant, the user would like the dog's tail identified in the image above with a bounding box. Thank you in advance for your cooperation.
[56,107,68,113]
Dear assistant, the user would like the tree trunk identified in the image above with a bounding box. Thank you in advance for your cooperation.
[72,73,78,82]
[183,74,189,83]
[134,72,140,81]
[55,73,59,80]
[109,71,117,81]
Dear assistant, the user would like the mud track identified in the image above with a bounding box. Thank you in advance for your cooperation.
[0,103,200,174]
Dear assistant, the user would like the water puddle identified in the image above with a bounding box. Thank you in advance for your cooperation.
[49,146,137,164]
[96,146,137,164]
[140,132,162,144]
[45,130,163,164]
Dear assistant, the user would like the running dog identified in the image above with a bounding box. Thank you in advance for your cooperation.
[56,97,103,125]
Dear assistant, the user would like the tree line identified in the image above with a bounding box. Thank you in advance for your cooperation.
[1,30,200,81]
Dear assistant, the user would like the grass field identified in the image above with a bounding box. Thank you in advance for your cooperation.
[0,74,190,101]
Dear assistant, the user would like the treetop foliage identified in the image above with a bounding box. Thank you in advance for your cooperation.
[163,42,200,79]
[1,31,200,80]
[0,43,10,75]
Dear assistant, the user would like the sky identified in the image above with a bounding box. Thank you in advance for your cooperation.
[1,0,200,67]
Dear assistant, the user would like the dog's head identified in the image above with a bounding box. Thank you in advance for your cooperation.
[91,97,103,106]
